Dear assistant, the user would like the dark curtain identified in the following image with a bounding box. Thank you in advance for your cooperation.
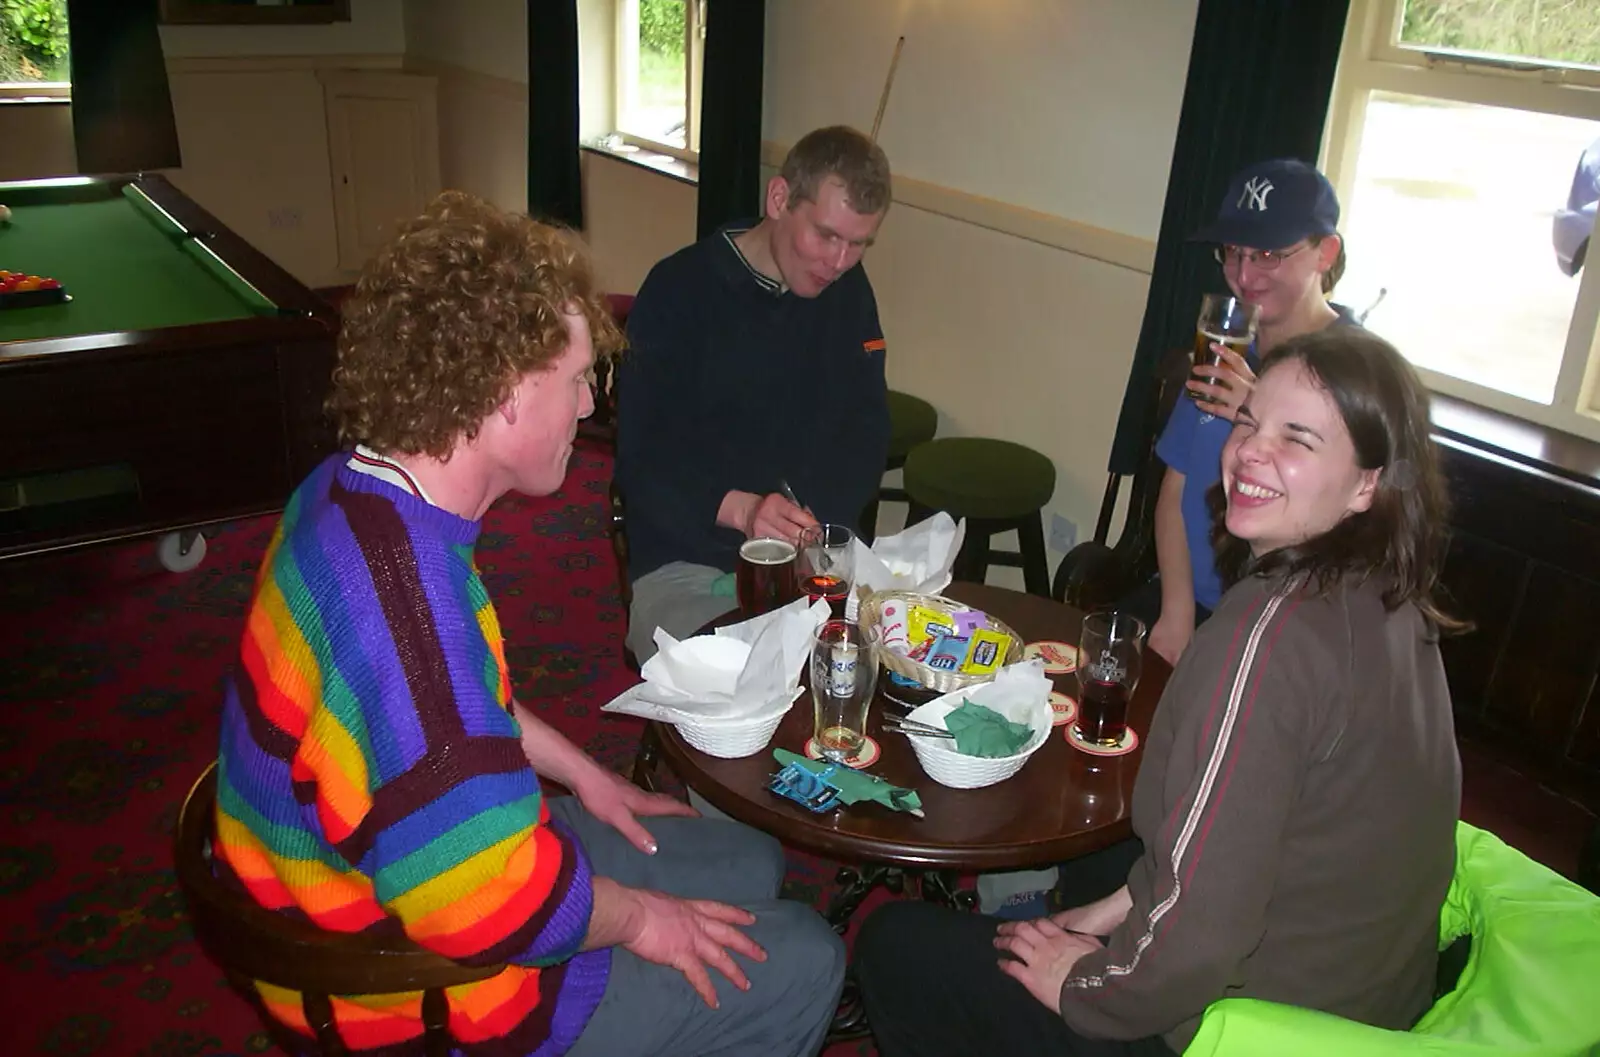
[65,0,180,173]
[1105,0,1352,475]
[696,0,765,238]
[528,0,583,228]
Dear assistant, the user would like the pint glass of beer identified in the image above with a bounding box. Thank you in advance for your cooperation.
[736,537,798,614]
[1074,611,1146,747]
[810,619,881,763]
[1193,294,1259,401]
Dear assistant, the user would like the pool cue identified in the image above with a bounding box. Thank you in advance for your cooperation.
[870,35,906,143]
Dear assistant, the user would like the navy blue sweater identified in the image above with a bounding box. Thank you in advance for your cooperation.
[616,224,890,580]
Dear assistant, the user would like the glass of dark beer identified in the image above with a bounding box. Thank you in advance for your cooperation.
[797,523,856,618]
[737,537,798,614]
[1192,294,1259,402]
[1074,611,1146,747]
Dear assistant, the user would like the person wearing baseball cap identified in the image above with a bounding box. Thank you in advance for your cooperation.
[1144,158,1356,666]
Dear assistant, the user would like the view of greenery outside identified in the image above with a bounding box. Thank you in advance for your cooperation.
[1401,0,1600,66]
[0,0,69,84]
[634,0,687,145]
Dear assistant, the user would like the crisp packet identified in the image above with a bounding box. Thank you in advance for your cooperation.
[908,604,956,646]
[953,610,988,637]
[960,627,1009,676]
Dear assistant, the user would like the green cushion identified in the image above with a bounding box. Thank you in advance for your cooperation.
[902,437,1056,521]
[1182,822,1600,1057]
[887,390,939,461]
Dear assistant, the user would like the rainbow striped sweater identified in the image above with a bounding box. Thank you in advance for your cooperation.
[213,455,608,1055]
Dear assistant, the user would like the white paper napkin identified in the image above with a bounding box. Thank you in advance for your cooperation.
[847,512,966,619]
[601,597,831,726]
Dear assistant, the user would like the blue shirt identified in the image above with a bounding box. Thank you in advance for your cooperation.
[1155,392,1235,610]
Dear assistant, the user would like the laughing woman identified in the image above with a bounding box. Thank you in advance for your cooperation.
[853,327,1463,1057]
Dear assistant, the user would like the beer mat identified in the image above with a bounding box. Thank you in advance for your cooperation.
[1064,724,1139,757]
[1024,640,1079,674]
[804,735,882,769]
[1049,691,1078,728]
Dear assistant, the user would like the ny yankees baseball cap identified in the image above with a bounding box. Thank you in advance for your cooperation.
[1190,159,1340,250]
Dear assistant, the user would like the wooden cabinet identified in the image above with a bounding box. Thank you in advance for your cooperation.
[321,71,441,273]
[1434,430,1600,811]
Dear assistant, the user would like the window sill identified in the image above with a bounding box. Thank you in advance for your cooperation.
[582,143,698,187]
[1431,393,1600,491]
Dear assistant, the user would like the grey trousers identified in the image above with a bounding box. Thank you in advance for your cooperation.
[626,561,740,664]
[554,796,845,1057]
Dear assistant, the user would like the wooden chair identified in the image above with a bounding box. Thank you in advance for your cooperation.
[173,763,505,1057]
[607,477,672,793]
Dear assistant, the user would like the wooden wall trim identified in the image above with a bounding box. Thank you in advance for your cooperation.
[759,140,1157,276]
[165,54,403,74]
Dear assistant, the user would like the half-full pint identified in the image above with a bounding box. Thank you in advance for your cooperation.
[737,537,798,614]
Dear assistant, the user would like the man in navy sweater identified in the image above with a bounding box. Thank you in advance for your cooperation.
[617,126,893,661]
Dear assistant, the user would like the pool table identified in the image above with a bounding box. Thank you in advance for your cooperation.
[0,173,340,565]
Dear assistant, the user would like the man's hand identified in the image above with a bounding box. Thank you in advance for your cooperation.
[994,917,1101,1012]
[717,490,817,543]
[625,887,768,1008]
[574,766,698,855]
[1186,343,1256,421]
[1148,610,1194,666]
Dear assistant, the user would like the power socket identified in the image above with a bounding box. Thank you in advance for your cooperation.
[1049,514,1077,553]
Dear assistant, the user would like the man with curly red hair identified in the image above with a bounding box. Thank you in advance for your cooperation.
[213,192,845,1057]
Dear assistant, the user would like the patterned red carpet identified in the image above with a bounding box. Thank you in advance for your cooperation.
[0,446,874,1057]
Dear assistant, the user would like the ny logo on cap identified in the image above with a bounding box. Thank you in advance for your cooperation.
[1237,177,1274,212]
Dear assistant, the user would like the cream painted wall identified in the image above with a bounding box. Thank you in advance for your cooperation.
[403,0,526,83]
[159,0,404,57]
[763,0,1195,242]
[582,151,697,294]
[164,63,346,287]
[0,102,75,180]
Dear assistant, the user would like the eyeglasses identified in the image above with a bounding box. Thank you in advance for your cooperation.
[1213,243,1310,271]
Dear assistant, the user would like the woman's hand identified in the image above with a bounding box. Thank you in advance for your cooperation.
[1186,344,1256,421]
[994,918,1101,1011]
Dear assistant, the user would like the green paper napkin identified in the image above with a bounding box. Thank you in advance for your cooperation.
[944,700,1033,758]
[773,749,924,816]
[710,571,737,598]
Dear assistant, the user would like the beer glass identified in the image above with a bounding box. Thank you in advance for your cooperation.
[798,524,856,619]
[736,537,797,614]
[1193,294,1259,401]
[810,620,880,763]
[1074,611,1146,746]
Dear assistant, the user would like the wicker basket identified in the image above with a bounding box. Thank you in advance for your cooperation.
[858,590,1025,694]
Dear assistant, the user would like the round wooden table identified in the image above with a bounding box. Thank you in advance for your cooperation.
[654,583,1171,877]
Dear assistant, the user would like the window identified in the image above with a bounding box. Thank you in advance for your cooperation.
[0,0,69,91]
[614,0,704,159]
[1323,0,1600,440]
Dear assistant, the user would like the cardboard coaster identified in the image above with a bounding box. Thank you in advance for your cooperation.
[1049,691,1078,728]
[1064,724,1139,757]
[805,734,882,769]
[1024,640,1079,674]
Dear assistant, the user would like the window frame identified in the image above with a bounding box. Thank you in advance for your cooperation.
[613,0,704,164]
[1322,0,1600,442]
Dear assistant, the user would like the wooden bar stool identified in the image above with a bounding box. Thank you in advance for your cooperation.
[862,390,939,542]
[903,437,1056,597]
